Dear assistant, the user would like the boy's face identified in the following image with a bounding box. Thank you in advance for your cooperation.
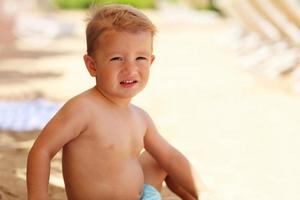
[84,30,154,102]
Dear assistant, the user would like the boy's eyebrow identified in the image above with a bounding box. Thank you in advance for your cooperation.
[136,51,152,56]
[104,50,152,56]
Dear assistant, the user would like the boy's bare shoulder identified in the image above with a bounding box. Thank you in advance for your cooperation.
[130,104,152,123]
[60,88,98,117]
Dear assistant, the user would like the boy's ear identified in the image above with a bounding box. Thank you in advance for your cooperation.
[150,55,155,65]
[83,54,97,77]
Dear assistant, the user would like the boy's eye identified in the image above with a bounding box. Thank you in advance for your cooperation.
[110,57,123,61]
[136,57,147,60]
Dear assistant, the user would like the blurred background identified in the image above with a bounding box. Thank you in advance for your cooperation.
[1,0,300,199]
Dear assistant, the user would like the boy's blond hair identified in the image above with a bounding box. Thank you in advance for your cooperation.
[86,4,157,56]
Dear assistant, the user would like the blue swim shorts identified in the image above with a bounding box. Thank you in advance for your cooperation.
[140,184,161,200]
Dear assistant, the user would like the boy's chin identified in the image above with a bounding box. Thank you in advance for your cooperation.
[121,86,145,96]
[119,91,141,99]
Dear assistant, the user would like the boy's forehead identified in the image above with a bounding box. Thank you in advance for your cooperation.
[98,29,152,41]
[96,29,153,51]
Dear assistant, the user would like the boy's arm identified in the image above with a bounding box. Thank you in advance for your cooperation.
[143,112,202,199]
[26,99,87,199]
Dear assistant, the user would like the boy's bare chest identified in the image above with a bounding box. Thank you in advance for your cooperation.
[82,113,146,156]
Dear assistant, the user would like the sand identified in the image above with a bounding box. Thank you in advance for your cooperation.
[1,5,300,200]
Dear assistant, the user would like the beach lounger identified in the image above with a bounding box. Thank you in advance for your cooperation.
[273,0,300,29]
[218,0,281,41]
[250,0,300,45]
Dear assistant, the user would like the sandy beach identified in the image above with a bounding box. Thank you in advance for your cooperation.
[1,4,300,200]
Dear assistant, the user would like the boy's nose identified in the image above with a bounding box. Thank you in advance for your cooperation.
[122,60,136,74]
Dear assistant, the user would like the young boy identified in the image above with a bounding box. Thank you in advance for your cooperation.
[27,4,201,200]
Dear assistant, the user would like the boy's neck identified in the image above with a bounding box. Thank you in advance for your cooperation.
[93,86,132,108]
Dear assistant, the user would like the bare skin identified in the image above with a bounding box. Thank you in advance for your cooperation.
[64,88,146,199]
[27,30,199,200]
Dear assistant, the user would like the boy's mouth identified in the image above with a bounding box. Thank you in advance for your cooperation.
[120,80,138,87]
